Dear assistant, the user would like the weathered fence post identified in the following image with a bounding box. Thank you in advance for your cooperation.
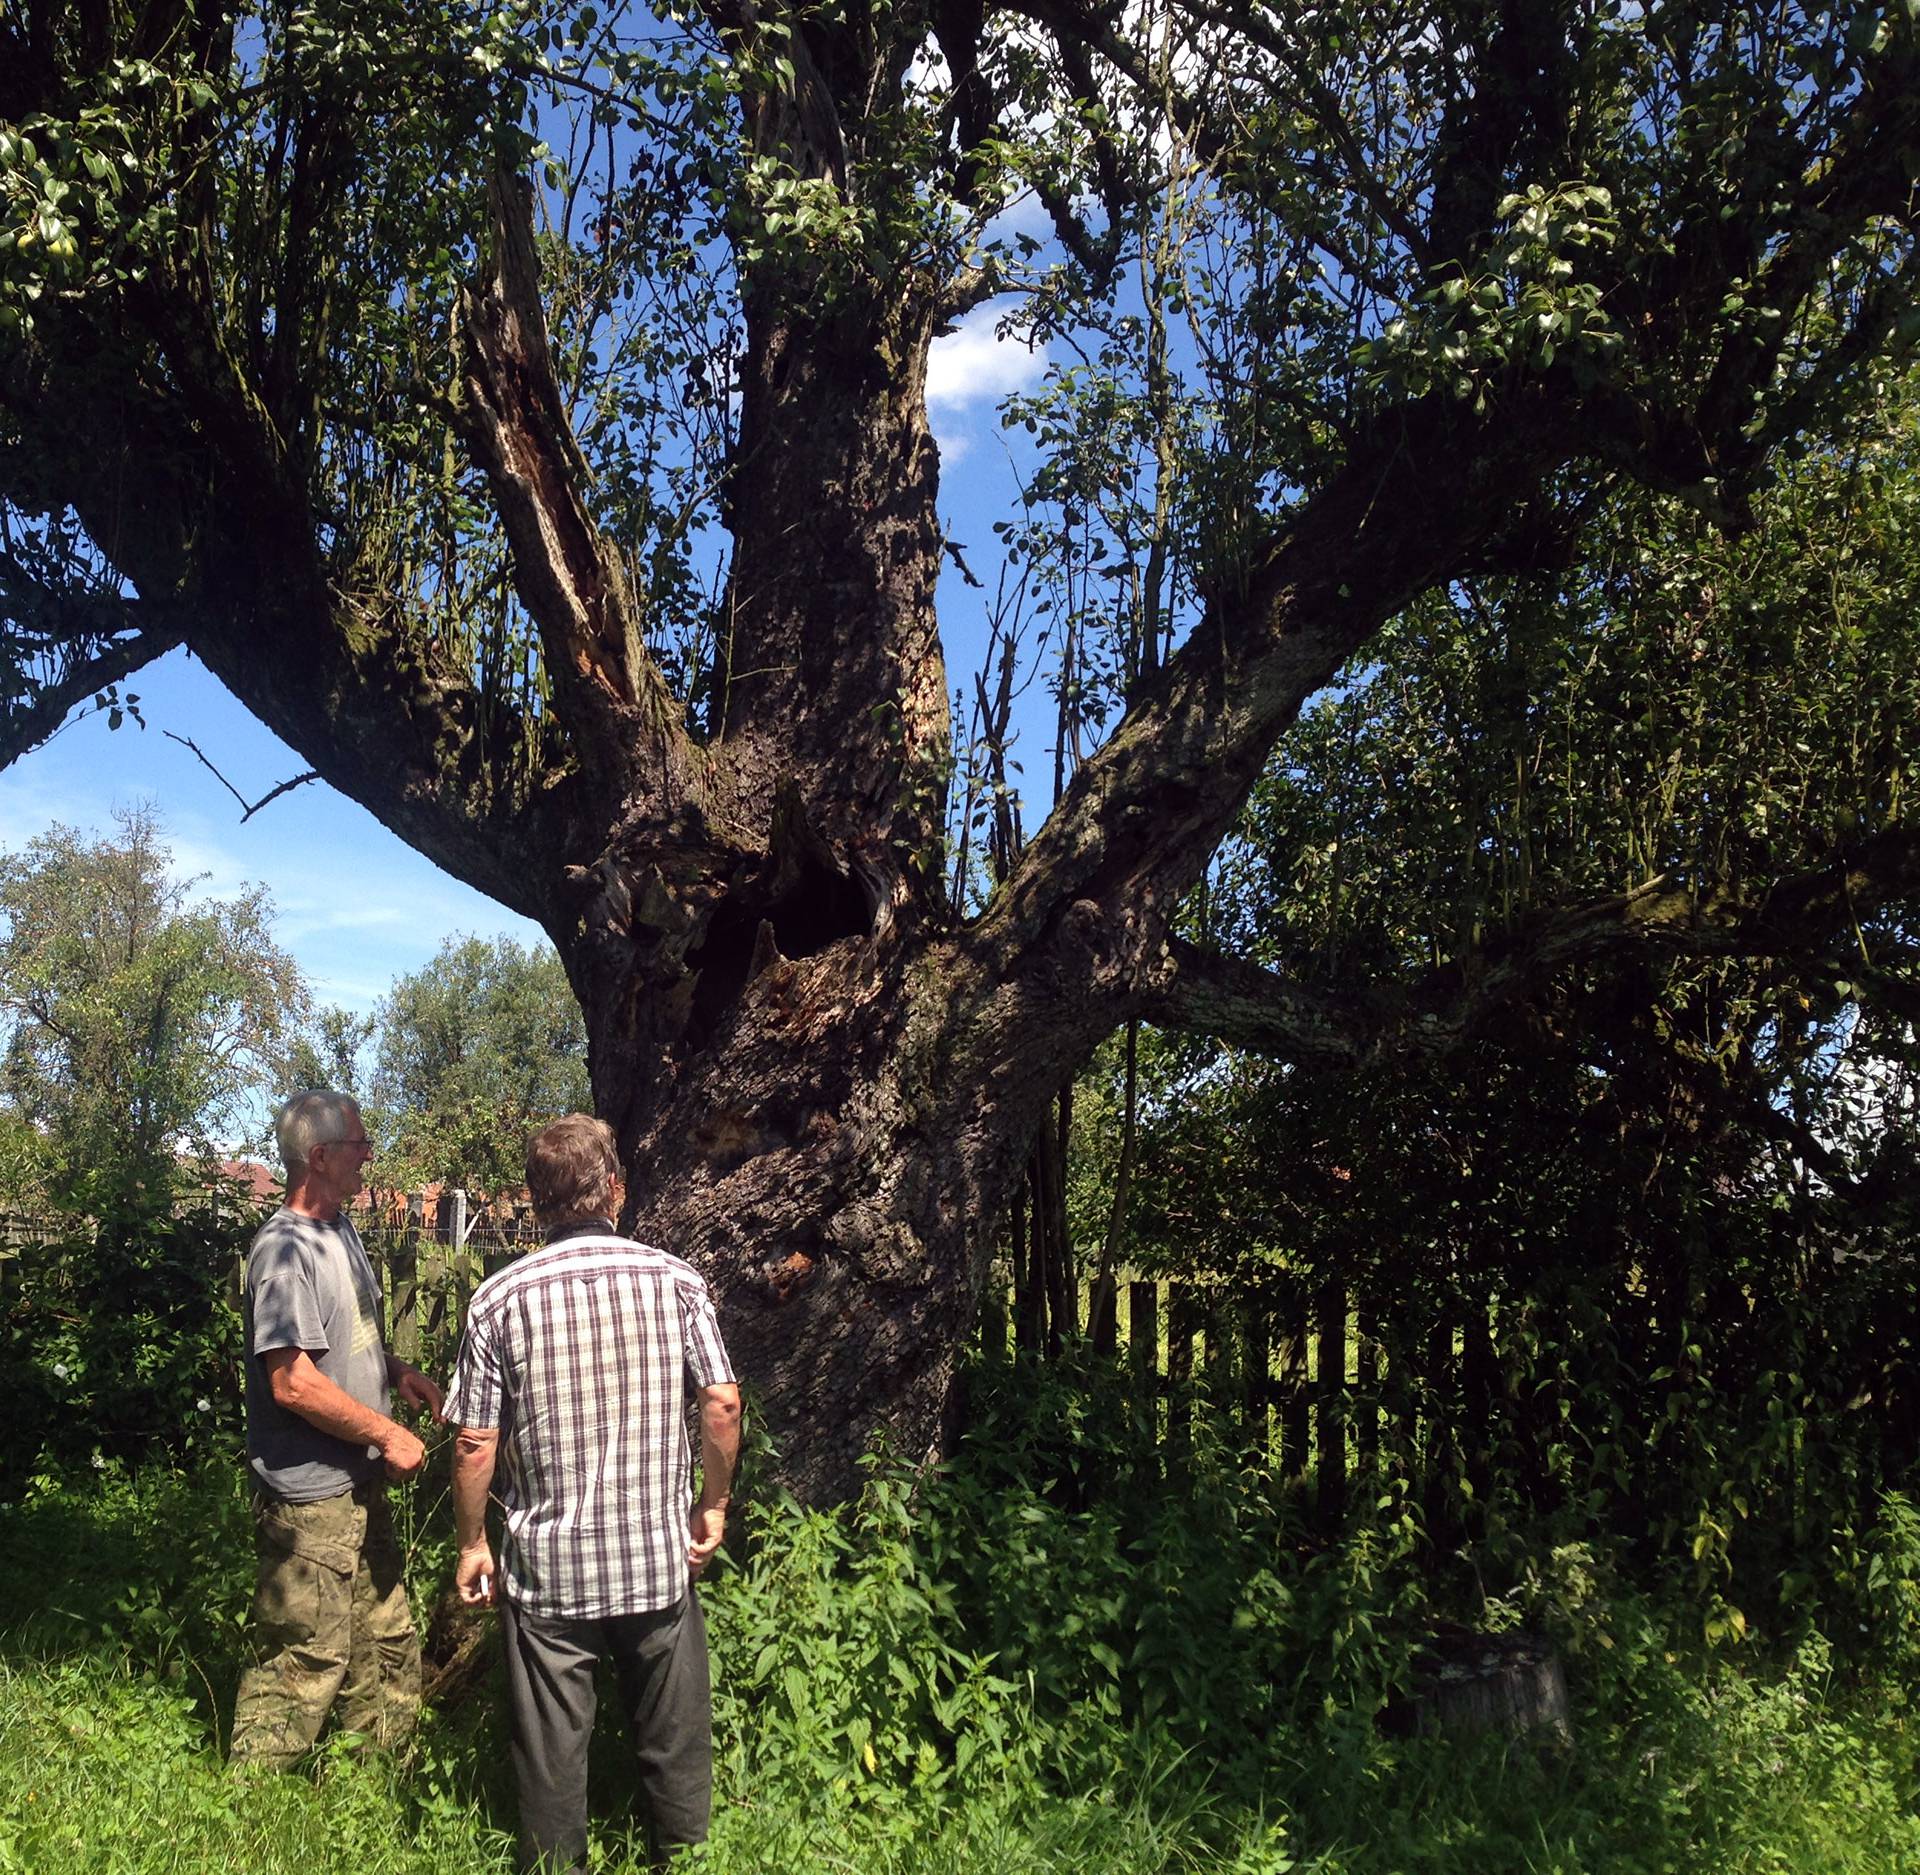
[1202,1289,1230,1406]
[1167,1285,1197,1473]
[389,1193,423,1364]
[1317,1278,1348,1521]
[1244,1297,1271,1461]
[1129,1279,1159,1465]
[1280,1292,1311,1482]
[1015,1180,1046,1352]
[1462,1293,1496,1511]
[979,1260,1010,1363]
[1423,1310,1455,1541]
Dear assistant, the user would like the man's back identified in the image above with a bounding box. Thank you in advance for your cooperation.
[451,1232,734,1619]
[447,1115,742,1873]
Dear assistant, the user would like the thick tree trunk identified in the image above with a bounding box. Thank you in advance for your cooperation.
[556,857,1094,1501]
[498,236,1052,1500]
[609,935,999,1503]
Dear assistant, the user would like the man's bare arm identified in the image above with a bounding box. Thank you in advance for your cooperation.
[452,1425,501,1605]
[259,1347,425,1479]
[689,1382,742,1576]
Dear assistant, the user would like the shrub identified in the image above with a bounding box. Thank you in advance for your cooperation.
[0,1165,256,1496]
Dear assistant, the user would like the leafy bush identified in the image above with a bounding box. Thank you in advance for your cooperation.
[3,1372,1920,1873]
[708,1462,1040,1825]
[0,1165,257,1496]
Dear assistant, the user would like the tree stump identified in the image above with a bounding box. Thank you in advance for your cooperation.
[421,1585,497,1708]
[1403,1625,1573,1747]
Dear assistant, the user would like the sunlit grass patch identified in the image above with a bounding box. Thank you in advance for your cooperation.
[3,1412,1919,1875]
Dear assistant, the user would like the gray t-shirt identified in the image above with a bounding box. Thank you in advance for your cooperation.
[243,1207,390,1502]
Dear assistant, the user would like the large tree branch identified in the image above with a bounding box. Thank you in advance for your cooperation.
[453,166,705,827]
[965,17,1920,1057]
[1686,35,1920,491]
[0,295,580,918]
[1423,0,1579,272]
[971,387,1568,992]
[1143,830,1920,1065]
[1593,30,1920,517]
[0,38,710,924]
[0,554,183,766]
[1139,938,1372,1064]
[1045,35,1132,281]
[1003,0,1226,169]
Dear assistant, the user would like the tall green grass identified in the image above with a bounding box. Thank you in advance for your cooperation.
[2,1363,1917,1875]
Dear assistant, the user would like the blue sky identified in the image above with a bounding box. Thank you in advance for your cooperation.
[0,308,1052,1018]
[0,650,546,1013]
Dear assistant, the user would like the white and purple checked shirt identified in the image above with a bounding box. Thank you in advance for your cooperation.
[444,1225,736,1619]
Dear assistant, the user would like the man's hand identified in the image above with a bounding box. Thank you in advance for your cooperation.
[390,1360,445,1421]
[688,1501,727,1577]
[455,1540,498,1607]
[380,1421,427,1481]
[451,1423,500,1602]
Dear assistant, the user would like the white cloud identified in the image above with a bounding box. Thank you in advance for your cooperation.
[927,303,1049,413]
[927,302,1051,466]
[0,770,154,855]
[275,896,424,939]
[162,823,263,903]
[306,973,397,1009]
[982,189,1057,246]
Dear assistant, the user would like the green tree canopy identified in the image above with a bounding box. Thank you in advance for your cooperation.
[0,806,307,1192]
[369,932,590,1195]
[1028,392,1920,1598]
[1082,371,1920,1380]
[275,1002,375,1106]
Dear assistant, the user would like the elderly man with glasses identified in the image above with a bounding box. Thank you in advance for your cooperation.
[229,1088,444,1769]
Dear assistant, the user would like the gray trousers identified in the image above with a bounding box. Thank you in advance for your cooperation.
[501,1590,713,1874]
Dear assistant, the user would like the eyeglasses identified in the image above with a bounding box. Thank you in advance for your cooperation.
[320,1135,372,1151]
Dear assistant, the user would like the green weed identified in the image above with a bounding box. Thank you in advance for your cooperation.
[3,1368,1917,1874]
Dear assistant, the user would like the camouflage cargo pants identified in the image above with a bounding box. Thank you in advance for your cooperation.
[228,1483,421,1768]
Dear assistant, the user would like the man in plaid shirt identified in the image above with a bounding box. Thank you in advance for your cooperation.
[445,1114,741,1873]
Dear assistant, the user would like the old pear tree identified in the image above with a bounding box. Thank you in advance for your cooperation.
[2,0,1917,1493]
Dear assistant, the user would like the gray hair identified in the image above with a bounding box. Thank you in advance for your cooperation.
[275,1089,361,1175]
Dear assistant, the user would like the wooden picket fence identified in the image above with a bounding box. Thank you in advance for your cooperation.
[356,1192,541,1364]
[972,1271,1470,1518]
[0,1213,64,1311]
[357,1224,1379,1507]
[356,1218,1476,1522]
[9,1183,1911,1546]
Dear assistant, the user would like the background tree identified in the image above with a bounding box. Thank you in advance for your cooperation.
[275,1003,375,1107]
[0,808,302,1482]
[2,0,1917,1494]
[367,932,590,1194]
[0,806,306,1191]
